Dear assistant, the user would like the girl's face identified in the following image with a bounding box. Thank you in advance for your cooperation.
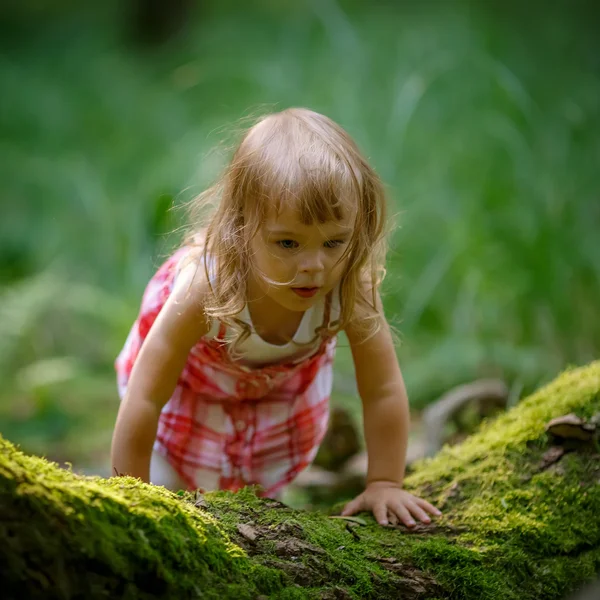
[248,204,355,312]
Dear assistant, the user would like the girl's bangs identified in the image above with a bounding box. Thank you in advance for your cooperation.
[256,158,361,226]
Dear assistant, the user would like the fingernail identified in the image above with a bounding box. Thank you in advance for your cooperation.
[407,520,415,526]
[435,510,442,516]
[381,520,388,526]
[424,518,431,523]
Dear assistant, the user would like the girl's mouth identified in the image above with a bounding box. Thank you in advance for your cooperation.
[291,287,320,298]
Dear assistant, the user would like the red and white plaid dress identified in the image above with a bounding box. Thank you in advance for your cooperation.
[115,249,337,497]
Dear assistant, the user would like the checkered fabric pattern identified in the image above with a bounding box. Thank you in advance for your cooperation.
[115,250,336,497]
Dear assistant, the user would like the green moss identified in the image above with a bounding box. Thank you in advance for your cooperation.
[197,488,391,598]
[411,538,509,599]
[404,361,600,599]
[1,362,600,599]
[0,442,287,599]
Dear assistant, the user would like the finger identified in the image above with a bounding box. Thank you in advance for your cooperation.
[341,496,363,517]
[373,503,389,526]
[390,502,415,528]
[387,510,399,526]
[416,498,443,517]
[408,503,432,524]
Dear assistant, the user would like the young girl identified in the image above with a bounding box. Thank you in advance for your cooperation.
[111,107,441,528]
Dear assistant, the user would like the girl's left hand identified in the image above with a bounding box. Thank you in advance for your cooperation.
[341,481,442,527]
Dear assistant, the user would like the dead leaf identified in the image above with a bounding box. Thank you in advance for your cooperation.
[319,587,354,600]
[274,539,326,557]
[438,481,461,509]
[346,523,361,541]
[366,555,399,564]
[237,523,259,542]
[546,462,566,477]
[539,446,566,470]
[329,516,367,526]
[545,414,595,442]
[194,491,208,509]
[447,481,460,497]
[263,500,289,509]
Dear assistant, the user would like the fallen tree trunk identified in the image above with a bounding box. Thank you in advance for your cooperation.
[1,362,599,600]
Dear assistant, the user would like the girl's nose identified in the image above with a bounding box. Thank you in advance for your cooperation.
[299,250,325,273]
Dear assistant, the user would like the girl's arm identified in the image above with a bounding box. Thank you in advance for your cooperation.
[342,291,441,526]
[111,262,210,483]
[347,306,409,487]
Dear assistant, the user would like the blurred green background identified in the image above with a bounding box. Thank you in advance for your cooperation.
[0,0,598,476]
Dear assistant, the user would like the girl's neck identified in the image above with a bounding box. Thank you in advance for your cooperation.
[246,275,305,346]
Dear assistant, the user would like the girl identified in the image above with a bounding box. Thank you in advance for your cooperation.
[111,107,441,528]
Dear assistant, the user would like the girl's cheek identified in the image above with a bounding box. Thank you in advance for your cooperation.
[333,259,347,277]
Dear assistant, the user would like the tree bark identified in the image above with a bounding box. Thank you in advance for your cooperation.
[1,362,599,600]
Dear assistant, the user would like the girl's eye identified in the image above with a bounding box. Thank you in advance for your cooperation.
[324,239,346,249]
[277,239,299,250]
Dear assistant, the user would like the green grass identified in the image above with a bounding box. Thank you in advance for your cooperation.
[0,0,598,472]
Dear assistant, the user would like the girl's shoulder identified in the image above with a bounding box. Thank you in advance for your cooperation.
[146,248,212,345]
[170,248,212,305]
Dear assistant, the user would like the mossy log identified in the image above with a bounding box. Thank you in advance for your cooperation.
[1,363,600,600]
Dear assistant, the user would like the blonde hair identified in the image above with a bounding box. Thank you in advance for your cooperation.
[183,107,390,348]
